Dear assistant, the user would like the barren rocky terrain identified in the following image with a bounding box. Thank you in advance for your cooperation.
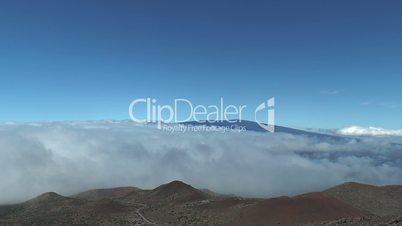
[0,181,402,226]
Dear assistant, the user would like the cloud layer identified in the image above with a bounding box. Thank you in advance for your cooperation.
[338,126,402,137]
[1,121,402,204]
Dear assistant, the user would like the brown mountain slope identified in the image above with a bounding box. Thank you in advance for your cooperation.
[146,180,210,203]
[196,192,369,226]
[324,182,402,216]
[0,192,143,225]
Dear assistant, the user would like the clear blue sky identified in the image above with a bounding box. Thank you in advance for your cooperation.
[0,0,401,129]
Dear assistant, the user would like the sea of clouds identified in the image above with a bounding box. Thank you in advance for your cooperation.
[1,121,402,204]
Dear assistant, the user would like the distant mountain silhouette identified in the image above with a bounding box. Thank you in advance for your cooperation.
[182,120,348,142]
[74,187,141,201]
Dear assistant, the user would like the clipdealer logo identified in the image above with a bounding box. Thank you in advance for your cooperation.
[128,97,275,132]
[255,97,275,133]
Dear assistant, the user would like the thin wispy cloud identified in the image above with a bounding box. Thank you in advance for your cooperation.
[320,90,340,95]
[359,101,399,108]
[379,102,399,109]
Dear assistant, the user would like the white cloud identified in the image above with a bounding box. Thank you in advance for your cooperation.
[337,126,402,137]
[0,121,402,204]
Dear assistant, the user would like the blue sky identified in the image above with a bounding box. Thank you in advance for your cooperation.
[0,0,401,129]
